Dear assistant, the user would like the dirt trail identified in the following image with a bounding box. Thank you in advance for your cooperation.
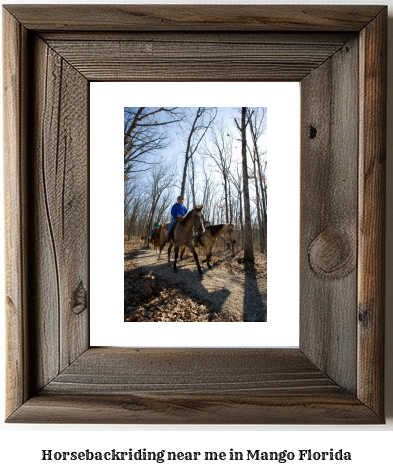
[127,242,267,322]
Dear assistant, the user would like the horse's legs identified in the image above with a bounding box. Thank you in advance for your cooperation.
[167,242,173,265]
[180,246,186,261]
[156,229,162,253]
[206,247,213,269]
[157,240,166,261]
[187,243,203,275]
[173,246,179,272]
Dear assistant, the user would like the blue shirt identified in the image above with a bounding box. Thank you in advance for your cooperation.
[171,202,187,218]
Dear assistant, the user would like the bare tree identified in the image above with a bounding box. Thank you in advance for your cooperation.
[204,122,234,224]
[145,161,176,246]
[155,190,172,221]
[247,107,267,253]
[190,155,197,207]
[248,152,264,252]
[124,174,138,218]
[235,107,254,263]
[180,107,217,198]
[124,184,146,240]
[124,107,184,175]
[229,163,244,232]
[200,158,219,222]
[124,174,147,239]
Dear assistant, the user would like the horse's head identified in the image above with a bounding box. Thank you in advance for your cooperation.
[227,223,237,244]
[193,205,205,235]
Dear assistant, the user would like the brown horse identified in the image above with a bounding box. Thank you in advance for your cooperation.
[197,223,237,269]
[178,223,236,268]
[168,206,205,274]
[156,221,190,261]
[157,223,169,261]
[152,225,162,252]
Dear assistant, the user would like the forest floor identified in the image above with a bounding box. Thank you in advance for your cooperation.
[124,237,267,322]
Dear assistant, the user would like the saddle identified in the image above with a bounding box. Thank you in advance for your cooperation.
[167,216,183,242]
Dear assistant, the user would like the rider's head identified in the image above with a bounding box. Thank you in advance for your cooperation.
[177,196,184,204]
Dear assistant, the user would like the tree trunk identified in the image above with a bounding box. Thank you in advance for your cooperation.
[253,156,264,253]
[239,189,244,231]
[191,156,196,207]
[146,200,158,249]
[258,197,266,253]
[227,179,234,253]
[257,164,267,254]
[257,157,267,224]
[223,176,229,223]
[180,155,189,198]
[241,108,254,263]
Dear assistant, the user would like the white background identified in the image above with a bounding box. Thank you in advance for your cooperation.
[1,0,392,473]
[90,82,300,347]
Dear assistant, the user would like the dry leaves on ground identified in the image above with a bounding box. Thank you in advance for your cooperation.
[124,239,266,322]
[125,268,236,322]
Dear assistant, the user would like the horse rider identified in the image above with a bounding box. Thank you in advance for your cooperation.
[149,217,161,243]
[167,195,187,239]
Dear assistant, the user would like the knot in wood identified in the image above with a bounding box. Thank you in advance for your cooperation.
[308,228,354,279]
[72,281,87,315]
[309,125,317,139]
[358,307,370,326]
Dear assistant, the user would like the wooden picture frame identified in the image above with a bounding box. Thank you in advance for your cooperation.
[3,5,386,424]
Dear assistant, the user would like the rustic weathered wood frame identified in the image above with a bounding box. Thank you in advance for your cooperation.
[3,5,386,423]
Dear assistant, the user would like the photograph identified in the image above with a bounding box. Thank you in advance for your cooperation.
[124,107,267,322]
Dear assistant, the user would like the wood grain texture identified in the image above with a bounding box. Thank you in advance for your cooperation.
[7,348,380,424]
[357,9,387,418]
[9,392,379,425]
[300,36,359,393]
[40,31,354,44]
[4,5,384,31]
[3,9,29,418]
[45,37,348,82]
[28,36,89,392]
[42,348,341,395]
